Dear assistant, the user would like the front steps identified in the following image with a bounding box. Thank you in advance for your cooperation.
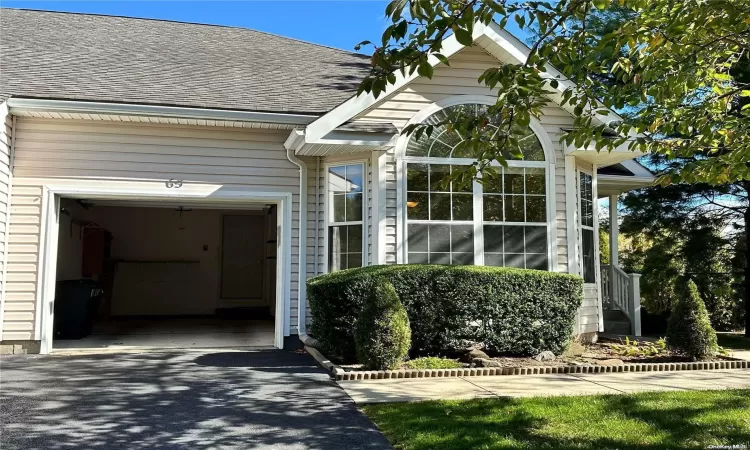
[603,309,632,335]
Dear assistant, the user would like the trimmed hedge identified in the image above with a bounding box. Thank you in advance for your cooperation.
[308,265,583,361]
[355,278,412,370]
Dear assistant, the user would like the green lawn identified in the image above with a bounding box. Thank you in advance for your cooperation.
[718,332,750,350]
[362,390,750,450]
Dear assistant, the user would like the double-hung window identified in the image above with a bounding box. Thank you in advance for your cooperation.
[404,103,550,270]
[579,172,596,283]
[327,163,364,271]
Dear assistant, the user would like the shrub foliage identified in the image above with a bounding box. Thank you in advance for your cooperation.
[666,280,719,360]
[308,265,583,361]
[355,278,412,370]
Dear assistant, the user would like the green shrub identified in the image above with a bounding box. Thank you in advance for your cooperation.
[308,265,583,361]
[354,278,412,370]
[666,280,719,360]
[403,357,463,370]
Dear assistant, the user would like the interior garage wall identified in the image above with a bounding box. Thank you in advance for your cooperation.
[3,117,310,341]
[55,202,273,315]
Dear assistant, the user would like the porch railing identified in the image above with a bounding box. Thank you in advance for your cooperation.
[601,264,642,336]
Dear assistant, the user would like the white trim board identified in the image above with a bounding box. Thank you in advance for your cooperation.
[35,181,293,353]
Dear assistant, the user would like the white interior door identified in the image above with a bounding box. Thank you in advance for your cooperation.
[220,215,265,304]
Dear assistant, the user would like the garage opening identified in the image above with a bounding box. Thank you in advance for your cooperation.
[51,198,278,351]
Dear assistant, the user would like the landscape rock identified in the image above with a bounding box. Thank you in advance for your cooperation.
[534,351,556,362]
[460,348,490,363]
[472,358,502,368]
[596,359,625,366]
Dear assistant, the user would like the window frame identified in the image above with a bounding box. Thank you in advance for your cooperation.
[396,99,556,271]
[324,161,368,273]
[577,169,597,284]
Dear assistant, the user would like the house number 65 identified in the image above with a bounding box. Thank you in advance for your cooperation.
[166,179,183,188]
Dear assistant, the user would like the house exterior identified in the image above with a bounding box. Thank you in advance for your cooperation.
[0,9,652,354]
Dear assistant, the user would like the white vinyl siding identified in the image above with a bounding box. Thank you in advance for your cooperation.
[351,45,573,272]
[3,117,311,340]
[0,106,13,339]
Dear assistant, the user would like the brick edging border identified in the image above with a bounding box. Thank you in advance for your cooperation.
[302,346,749,381]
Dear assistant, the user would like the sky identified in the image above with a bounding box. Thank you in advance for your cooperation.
[1,1,530,54]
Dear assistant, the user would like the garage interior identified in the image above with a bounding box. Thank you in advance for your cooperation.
[51,198,278,351]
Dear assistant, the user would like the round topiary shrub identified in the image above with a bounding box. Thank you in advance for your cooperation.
[666,280,718,360]
[355,278,412,370]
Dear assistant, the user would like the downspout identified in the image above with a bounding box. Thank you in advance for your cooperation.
[286,148,308,336]
[314,157,320,277]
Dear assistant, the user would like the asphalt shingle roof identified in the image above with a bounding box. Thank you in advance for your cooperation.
[0,9,372,115]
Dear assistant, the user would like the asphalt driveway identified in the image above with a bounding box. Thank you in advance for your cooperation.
[0,349,392,449]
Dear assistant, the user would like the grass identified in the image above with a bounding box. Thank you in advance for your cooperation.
[718,332,750,350]
[402,357,462,370]
[362,389,750,450]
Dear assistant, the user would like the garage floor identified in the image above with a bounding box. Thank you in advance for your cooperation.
[53,317,275,352]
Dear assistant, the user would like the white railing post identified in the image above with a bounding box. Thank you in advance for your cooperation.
[627,273,642,336]
[609,264,617,311]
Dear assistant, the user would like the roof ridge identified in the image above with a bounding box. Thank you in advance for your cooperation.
[1,7,369,57]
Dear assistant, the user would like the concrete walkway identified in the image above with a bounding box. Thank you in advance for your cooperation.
[340,369,750,404]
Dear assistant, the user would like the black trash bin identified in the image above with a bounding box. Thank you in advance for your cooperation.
[53,280,104,339]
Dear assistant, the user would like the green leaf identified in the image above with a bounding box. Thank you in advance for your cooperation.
[454,28,473,46]
[592,0,608,10]
[417,62,434,78]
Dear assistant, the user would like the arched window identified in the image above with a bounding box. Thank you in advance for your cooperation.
[403,103,550,270]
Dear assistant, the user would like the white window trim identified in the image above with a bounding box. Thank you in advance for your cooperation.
[323,160,368,273]
[395,95,558,270]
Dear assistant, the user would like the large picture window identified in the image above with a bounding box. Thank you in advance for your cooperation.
[579,172,596,283]
[404,103,549,270]
[328,163,364,271]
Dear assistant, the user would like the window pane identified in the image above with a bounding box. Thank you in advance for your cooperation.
[504,226,524,253]
[429,224,450,253]
[407,164,429,191]
[582,228,596,283]
[328,166,347,193]
[328,226,346,271]
[452,253,473,265]
[505,195,524,222]
[526,196,546,222]
[526,253,548,270]
[452,193,473,220]
[451,225,474,254]
[483,195,503,222]
[505,169,524,194]
[348,225,362,253]
[484,225,504,253]
[408,252,429,264]
[430,164,451,191]
[525,168,545,195]
[430,140,451,158]
[346,165,363,193]
[406,133,430,157]
[431,253,450,264]
[408,224,429,252]
[406,192,428,220]
[505,253,525,268]
[485,253,504,267]
[347,253,363,269]
[331,194,346,222]
[525,226,547,254]
[482,170,502,194]
[346,193,363,221]
[430,193,451,220]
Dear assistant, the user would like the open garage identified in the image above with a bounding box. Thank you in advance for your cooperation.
[51,198,280,351]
